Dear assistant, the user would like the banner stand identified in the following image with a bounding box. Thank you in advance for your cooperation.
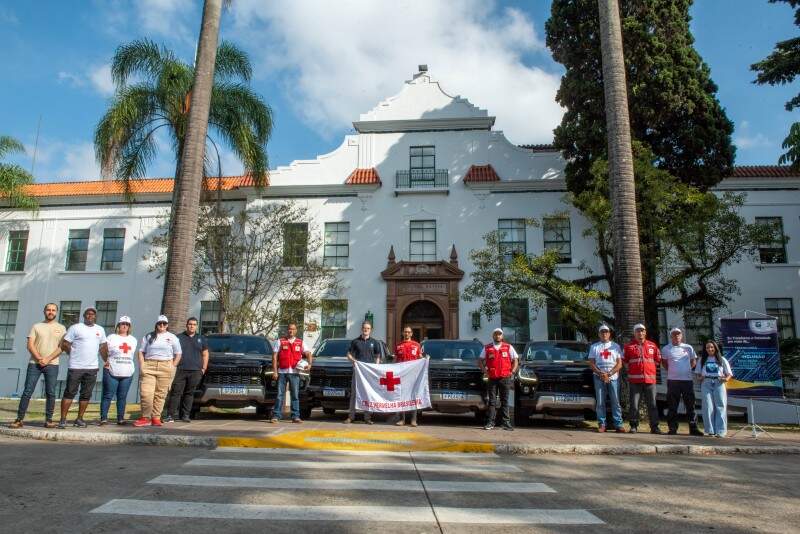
[731,397,772,439]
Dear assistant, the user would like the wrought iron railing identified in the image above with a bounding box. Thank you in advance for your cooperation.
[395,169,449,189]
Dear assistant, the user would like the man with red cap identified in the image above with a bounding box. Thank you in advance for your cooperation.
[478,327,519,431]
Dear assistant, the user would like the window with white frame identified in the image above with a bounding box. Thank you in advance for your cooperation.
[410,220,436,261]
[323,222,349,267]
[5,230,28,272]
[543,217,572,264]
[320,300,347,340]
[0,301,18,350]
[498,219,526,262]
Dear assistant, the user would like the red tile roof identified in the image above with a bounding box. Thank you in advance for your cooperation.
[345,168,382,185]
[730,165,800,178]
[463,164,500,183]
[21,176,257,198]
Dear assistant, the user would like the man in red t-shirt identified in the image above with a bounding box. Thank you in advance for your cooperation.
[393,326,423,426]
[622,323,663,434]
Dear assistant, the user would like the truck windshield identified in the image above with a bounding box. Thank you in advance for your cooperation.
[315,339,351,358]
[207,336,272,356]
[421,340,482,361]
[524,342,589,362]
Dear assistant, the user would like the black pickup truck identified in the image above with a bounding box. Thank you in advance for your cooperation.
[307,337,391,416]
[192,333,278,418]
[421,339,487,418]
[515,340,595,426]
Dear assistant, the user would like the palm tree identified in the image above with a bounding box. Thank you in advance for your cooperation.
[0,136,37,211]
[597,0,644,340]
[95,0,271,326]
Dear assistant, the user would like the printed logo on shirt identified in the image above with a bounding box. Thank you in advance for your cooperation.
[501,351,508,358]
[705,362,719,375]
[601,349,611,359]
[411,347,417,355]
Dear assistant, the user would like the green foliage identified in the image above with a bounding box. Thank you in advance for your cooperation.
[95,39,272,197]
[144,201,340,335]
[465,144,777,338]
[546,0,735,194]
[752,1,800,168]
[0,135,37,211]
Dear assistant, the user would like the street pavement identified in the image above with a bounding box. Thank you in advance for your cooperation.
[1,435,798,533]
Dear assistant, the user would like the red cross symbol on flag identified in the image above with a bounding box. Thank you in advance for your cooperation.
[600,349,611,360]
[120,343,132,354]
[380,371,401,392]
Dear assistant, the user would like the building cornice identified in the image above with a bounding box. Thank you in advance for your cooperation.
[353,117,495,133]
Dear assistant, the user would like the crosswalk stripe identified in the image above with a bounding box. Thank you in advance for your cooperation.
[212,447,499,459]
[186,458,522,473]
[149,474,555,493]
[435,507,605,525]
[91,500,603,524]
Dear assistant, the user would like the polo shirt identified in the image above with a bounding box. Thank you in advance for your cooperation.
[177,332,208,371]
[348,336,382,363]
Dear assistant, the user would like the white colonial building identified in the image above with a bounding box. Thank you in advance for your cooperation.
[0,67,798,400]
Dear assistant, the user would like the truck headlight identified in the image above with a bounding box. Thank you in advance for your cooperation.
[518,367,538,383]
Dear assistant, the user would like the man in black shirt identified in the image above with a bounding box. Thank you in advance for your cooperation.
[344,321,381,424]
[165,317,209,423]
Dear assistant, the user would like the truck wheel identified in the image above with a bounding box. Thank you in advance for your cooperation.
[301,406,313,420]
[323,407,336,416]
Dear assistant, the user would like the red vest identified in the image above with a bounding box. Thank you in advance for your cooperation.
[622,339,661,384]
[395,340,422,363]
[277,337,303,369]
[484,342,513,379]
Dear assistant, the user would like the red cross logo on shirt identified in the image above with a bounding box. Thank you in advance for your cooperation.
[600,349,611,360]
[120,343,132,354]
[380,371,401,392]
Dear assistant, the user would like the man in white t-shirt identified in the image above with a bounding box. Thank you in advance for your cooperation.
[58,307,108,428]
[661,327,702,436]
[588,324,625,432]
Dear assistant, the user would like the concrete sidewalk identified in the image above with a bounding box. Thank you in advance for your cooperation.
[3,411,800,455]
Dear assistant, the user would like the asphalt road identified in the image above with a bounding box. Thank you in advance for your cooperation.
[1,436,798,533]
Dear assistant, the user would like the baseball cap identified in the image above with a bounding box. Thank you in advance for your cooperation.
[670,327,682,334]
[598,324,611,332]
[633,323,646,332]
[83,306,97,315]
[157,314,169,324]
[492,327,504,335]
[117,315,132,324]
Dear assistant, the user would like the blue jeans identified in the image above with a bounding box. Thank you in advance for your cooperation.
[701,379,728,436]
[273,373,300,420]
[100,368,133,422]
[594,375,623,428]
[17,363,59,421]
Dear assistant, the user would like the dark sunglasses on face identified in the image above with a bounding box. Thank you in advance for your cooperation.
[156,322,168,326]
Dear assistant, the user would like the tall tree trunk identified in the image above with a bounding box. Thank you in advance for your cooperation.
[597,0,645,342]
[160,0,222,330]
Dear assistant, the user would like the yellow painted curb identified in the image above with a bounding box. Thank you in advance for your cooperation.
[217,429,494,453]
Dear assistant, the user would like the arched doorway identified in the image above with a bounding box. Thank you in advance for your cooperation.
[402,300,444,341]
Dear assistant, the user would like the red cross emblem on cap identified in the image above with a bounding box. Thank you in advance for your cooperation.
[380,371,401,392]
[120,342,132,354]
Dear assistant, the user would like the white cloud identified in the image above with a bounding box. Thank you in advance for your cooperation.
[89,64,115,96]
[22,139,101,182]
[136,0,197,45]
[734,120,772,150]
[231,0,563,144]
[57,71,85,88]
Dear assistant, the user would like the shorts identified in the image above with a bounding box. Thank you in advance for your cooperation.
[64,369,99,401]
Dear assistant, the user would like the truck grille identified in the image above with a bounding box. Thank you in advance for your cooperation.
[311,375,351,388]
[537,381,589,394]
[429,370,483,392]
[206,372,262,386]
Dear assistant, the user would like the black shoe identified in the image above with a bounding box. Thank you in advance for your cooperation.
[651,427,664,435]
[689,427,704,437]
[667,428,677,435]
[629,426,638,434]
[57,419,67,429]
[484,423,495,430]
[503,424,514,431]
[73,419,87,428]
[163,416,175,424]
[180,417,191,423]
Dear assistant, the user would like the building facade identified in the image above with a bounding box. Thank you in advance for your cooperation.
[0,68,798,399]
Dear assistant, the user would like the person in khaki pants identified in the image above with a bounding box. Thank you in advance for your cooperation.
[133,315,182,427]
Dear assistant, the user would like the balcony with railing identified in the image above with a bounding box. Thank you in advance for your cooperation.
[395,169,449,194]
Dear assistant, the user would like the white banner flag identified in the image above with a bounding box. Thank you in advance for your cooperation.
[353,359,431,413]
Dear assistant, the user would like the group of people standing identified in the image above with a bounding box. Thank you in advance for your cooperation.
[589,323,734,437]
[10,303,209,429]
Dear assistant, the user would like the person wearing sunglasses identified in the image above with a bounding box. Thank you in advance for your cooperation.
[133,315,181,427]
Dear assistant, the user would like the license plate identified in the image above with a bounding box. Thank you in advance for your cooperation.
[553,393,580,403]
[323,388,346,397]
[221,386,247,395]
[441,391,467,401]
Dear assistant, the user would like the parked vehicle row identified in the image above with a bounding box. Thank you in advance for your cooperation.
[191,333,650,424]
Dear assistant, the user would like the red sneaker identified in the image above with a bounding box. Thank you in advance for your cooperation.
[598,425,606,433]
[151,417,163,427]
[133,417,151,427]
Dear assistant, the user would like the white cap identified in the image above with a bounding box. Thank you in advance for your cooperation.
[117,315,131,324]
[598,324,611,332]
[83,306,97,315]
[492,327,503,335]
[670,327,682,335]
[633,323,646,332]
[157,314,169,323]
[295,359,310,371]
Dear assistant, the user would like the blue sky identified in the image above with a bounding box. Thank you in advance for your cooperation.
[0,0,796,182]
